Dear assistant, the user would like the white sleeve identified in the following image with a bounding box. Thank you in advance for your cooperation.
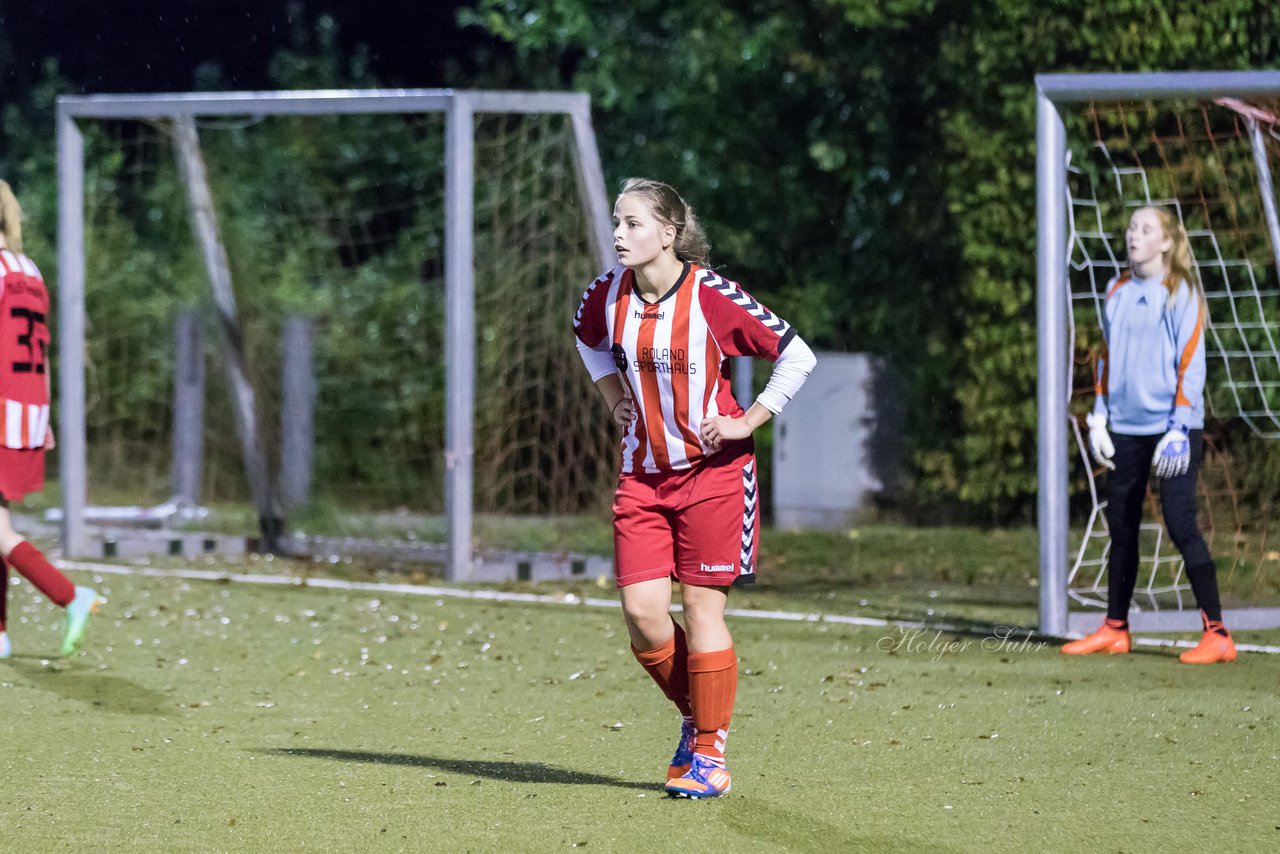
[755,335,816,414]
[576,337,618,382]
[18,254,41,279]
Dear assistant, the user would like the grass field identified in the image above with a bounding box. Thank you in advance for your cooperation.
[1,562,1277,852]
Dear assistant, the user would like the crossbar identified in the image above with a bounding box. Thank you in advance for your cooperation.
[1037,71,1280,104]
[57,89,587,119]
[56,88,611,583]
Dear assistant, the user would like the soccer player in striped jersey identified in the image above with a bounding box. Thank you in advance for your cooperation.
[574,178,816,797]
[0,180,104,660]
[1065,206,1235,664]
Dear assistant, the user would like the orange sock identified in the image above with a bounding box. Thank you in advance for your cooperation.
[6,541,74,607]
[632,620,692,717]
[688,647,737,764]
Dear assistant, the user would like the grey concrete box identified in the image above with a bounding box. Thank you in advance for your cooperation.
[773,352,901,530]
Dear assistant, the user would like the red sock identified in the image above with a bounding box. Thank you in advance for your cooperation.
[632,620,692,717]
[6,541,74,607]
[688,647,737,763]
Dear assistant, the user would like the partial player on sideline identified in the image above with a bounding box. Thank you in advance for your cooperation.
[574,178,815,798]
[0,179,104,659]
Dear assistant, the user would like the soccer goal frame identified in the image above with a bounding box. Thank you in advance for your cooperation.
[1036,71,1280,635]
[56,89,615,581]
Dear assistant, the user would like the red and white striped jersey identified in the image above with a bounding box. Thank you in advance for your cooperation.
[574,261,796,474]
[0,249,51,450]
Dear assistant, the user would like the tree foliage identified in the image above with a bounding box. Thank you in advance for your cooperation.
[4,3,1280,517]
[0,20,612,511]
[465,0,1280,520]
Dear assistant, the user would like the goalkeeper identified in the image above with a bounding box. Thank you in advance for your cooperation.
[1065,206,1234,664]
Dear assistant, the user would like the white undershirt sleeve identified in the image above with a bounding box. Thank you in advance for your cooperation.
[755,334,816,414]
[576,337,618,382]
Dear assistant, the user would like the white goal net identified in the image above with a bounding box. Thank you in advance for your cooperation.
[1063,94,1280,622]
[56,91,615,580]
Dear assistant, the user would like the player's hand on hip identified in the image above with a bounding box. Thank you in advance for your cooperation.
[611,397,636,429]
[1152,422,1190,479]
[43,426,56,451]
[700,415,752,450]
[1085,412,1115,471]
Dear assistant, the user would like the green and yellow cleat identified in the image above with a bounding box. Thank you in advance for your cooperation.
[61,586,106,656]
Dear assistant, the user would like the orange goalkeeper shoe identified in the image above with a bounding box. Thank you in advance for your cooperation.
[1179,612,1236,664]
[1061,621,1130,655]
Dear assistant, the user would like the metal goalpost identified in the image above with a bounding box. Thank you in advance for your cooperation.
[56,89,615,581]
[1036,71,1280,636]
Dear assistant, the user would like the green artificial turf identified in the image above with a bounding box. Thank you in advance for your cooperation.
[1,569,1276,851]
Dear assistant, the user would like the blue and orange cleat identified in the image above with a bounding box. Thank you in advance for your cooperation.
[667,717,696,783]
[61,586,106,656]
[665,754,731,799]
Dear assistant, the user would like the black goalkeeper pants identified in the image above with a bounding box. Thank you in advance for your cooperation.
[1104,429,1222,623]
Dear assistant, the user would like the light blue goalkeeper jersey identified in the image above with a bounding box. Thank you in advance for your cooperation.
[1092,271,1206,435]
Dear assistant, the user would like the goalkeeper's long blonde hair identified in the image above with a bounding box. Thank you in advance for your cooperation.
[1144,206,1204,309]
[0,180,21,254]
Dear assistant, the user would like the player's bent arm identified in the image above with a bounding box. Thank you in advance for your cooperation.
[594,374,635,429]
[741,402,774,431]
[576,337,617,382]
[701,401,771,445]
[593,373,628,412]
[576,334,632,426]
[755,334,816,415]
[703,335,816,446]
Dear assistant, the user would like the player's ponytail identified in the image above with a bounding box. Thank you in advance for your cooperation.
[0,180,22,255]
[618,177,710,267]
[1153,207,1204,310]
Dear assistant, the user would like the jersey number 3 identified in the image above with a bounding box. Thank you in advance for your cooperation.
[11,307,47,374]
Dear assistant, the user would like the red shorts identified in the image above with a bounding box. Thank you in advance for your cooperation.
[612,445,760,589]
[0,447,44,502]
